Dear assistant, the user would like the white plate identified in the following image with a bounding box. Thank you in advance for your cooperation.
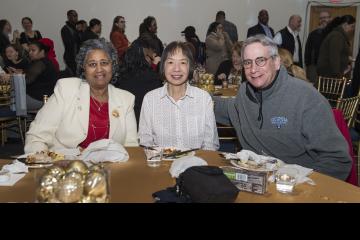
[17,158,53,169]
[230,159,284,172]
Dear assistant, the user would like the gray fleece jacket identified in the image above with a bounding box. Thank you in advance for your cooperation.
[215,66,352,180]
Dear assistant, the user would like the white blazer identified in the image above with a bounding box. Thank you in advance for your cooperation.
[25,78,139,153]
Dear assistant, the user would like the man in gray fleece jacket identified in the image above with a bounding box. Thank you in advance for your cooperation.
[215,35,351,180]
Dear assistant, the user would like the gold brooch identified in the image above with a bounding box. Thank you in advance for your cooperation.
[112,110,120,118]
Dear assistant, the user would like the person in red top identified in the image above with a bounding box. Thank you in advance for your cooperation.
[38,38,60,72]
[110,16,129,64]
[25,39,138,153]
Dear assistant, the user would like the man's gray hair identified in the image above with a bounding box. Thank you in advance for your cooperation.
[241,34,279,62]
[75,38,119,83]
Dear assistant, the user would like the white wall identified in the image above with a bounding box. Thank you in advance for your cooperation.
[1,0,359,69]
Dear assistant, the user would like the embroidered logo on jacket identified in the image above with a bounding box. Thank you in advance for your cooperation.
[271,116,288,129]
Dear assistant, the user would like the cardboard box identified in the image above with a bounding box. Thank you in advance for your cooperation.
[221,166,269,194]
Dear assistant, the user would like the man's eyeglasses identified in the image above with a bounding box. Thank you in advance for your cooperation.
[85,60,111,69]
[242,56,275,69]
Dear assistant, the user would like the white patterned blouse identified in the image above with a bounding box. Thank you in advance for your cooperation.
[138,83,219,150]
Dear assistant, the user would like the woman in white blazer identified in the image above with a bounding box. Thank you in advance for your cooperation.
[25,39,138,153]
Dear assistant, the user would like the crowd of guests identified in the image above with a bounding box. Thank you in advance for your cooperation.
[0,8,359,183]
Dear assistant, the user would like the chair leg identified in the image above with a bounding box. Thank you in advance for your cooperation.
[1,123,5,146]
[358,144,360,187]
[17,117,24,145]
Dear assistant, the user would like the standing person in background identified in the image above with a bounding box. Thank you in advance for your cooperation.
[274,15,303,67]
[81,18,102,44]
[205,22,233,74]
[0,19,20,58]
[317,15,356,79]
[76,20,88,43]
[61,10,80,76]
[139,16,163,56]
[207,11,238,43]
[181,26,205,65]
[304,10,331,84]
[247,9,275,38]
[110,16,129,64]
[19,17,42,52]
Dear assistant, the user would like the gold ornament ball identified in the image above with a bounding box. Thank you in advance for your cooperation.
[65,171,84,184]
[46,165,65,180]
[67,160,88,174]
[37,174,59,202]
[84,171,108,198]
[56,177,83,203]
[89,164,103,173]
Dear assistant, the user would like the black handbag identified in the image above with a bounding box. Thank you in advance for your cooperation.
[177,166,239,203]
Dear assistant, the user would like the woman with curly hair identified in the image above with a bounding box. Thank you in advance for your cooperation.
[25,39,138,153]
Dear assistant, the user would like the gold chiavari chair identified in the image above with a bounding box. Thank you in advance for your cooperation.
[0,79,24,146]
[351,104,360,186]
[217,123,241,152]
[317,76,349,107]
[335,93,360,128]
[336,92,360,186]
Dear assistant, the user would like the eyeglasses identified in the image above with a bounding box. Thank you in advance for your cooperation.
[85,60,111,68]
[242,56,275,69]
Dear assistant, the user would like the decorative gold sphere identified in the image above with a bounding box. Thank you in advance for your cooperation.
[46,165,66,180]
[84,171,107,198]
[65,171,84,184]
[88,164,103,173]
[67,160,88,174]
[56,176,83,203]
[37,174,59,202]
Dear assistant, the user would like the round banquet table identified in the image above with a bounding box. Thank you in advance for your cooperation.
[0,147,359,203]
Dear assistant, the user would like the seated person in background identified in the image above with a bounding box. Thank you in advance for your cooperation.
[215,41,243,85]
[115,32,162,125]
[214,35,351,180]
[278,48,308,82]
[19,17,42,52]
[3,43,30,74]
[25,39,138,153]
[139,41,219,150]
[25,41,58,111]
[38,38,60,72]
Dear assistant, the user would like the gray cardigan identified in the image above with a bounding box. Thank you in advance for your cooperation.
[215,66,352,180]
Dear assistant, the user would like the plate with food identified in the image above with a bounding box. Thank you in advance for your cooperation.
[144,146,197,161]
[17,151,65,168]
[229,158,284,172]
